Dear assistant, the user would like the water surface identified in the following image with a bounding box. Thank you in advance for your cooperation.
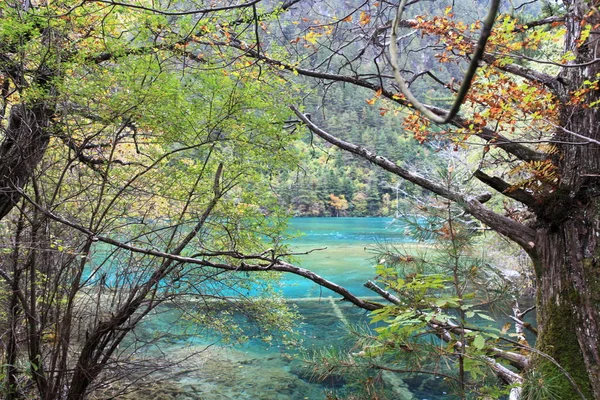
[136,217,445,399]
[281,217,412,298]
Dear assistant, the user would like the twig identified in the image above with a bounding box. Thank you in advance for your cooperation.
[389,0,500,124]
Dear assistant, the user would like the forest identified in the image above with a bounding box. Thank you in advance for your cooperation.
[1,0,599,399]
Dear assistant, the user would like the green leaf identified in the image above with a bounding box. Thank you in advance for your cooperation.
[473,334,485,350]
[477,313,495,322]
[434,299,447,307]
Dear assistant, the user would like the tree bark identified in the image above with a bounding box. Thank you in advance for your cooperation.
[530,2,600,397]
[0,103,52,219]
[533,211,600,398]
[6,214,25,400]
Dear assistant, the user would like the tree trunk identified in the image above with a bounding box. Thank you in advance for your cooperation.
[534,211,600,399]
[531,2,600,397]
[0,103,51,219]
[5,215,25,400]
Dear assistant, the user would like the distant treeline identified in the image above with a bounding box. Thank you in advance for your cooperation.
[274,85,445,217]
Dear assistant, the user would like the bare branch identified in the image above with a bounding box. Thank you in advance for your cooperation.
[473,170,538,207]
[389,0,500,124]
[481,54,561,91]
[291,106,536,252]
[88,0,262,16]
[508,315,538,336]
[364,280,401,304]
[483,355,523,385]
[488,347,530,370]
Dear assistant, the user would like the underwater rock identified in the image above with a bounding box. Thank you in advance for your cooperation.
[122,345,329,400]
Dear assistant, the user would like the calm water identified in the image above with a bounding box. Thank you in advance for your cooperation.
[280,217,412,298]
[136,217,450,400]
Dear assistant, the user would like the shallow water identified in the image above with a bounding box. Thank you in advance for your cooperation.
[133,217,453,399]
[135,299,378,399]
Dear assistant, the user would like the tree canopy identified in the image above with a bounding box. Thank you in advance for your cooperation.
[1,0,600,399]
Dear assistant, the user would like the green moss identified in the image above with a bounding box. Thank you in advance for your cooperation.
[582,257,600,309]
[533,297,593,399]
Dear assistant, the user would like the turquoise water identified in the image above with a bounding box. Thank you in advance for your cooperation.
[281,217,412,298]
[135,217,451,399]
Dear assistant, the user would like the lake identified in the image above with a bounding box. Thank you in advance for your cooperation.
[133,217,451,400]
[279,217,414,298]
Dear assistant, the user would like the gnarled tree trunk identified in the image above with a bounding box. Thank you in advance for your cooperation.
[0,102,52,219]
[534,212,600,399]
[531,2,600,396]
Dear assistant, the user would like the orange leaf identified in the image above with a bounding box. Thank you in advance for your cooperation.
[359,11,371,25]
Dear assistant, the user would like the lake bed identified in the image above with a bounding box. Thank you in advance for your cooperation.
[130,217,450,400]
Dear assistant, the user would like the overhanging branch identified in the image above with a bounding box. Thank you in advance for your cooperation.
[17,189,384,311]
[389,0,500,124]
[291,106,536,252]
[473,170,538,207]
[224,44,545,162]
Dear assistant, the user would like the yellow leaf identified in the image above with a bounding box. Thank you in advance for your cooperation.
[304,31,321,44]
[359,11,371,26]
